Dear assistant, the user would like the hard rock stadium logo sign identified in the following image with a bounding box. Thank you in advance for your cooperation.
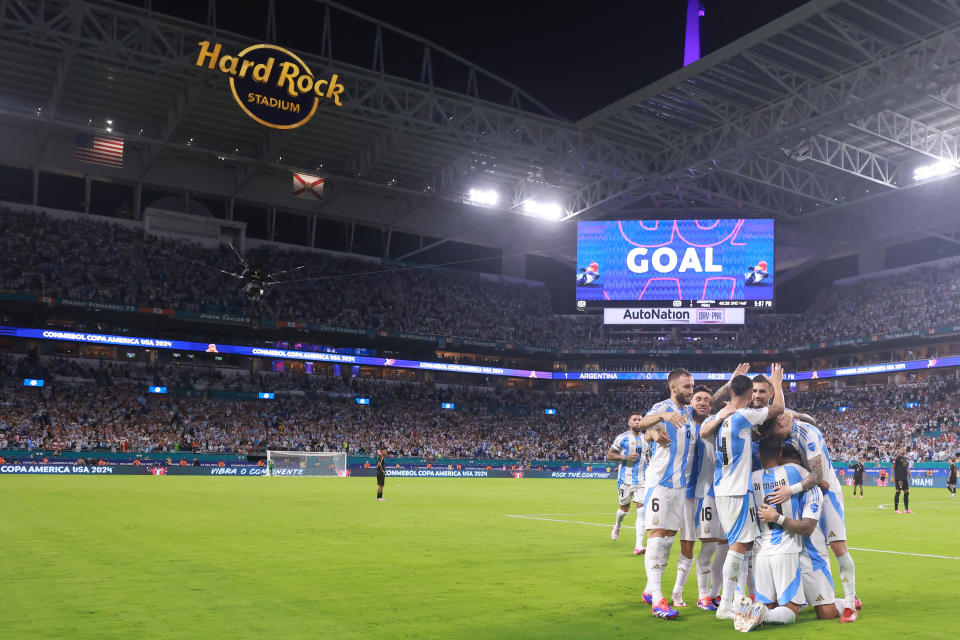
[195,41,344,129]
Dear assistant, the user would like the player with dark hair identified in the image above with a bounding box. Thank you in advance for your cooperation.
[893,450,911,513]
[947,458,957,499]
[376,449,386,501]
[735,436,823,631]
[852,460,865,498]
[638,368,696,620]
[700,364,785,621]
[606,412,648,554]
[680,384,727,611]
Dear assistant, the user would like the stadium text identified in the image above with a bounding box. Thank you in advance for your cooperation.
[0,465,114,474]
[626,247,722,274]
[385,469,490,477]
[41,331,173,348]
[196,41,344,105]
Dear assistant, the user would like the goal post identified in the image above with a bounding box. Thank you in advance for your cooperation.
[265,451,348,477]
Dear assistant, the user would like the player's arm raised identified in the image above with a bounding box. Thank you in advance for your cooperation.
[757,503,818,537]
[699,404,735,438]
[710,362,749,410]
[767,364,786,420]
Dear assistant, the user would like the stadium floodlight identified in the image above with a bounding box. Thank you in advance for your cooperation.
[465,188,499,207]
[522,200,562,220]
[913,161,957,181]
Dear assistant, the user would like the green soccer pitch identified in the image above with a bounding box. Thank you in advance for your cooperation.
[1,477,956,639]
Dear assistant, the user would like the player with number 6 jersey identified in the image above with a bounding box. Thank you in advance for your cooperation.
[638,369,696,620]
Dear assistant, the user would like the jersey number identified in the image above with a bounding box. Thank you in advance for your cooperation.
[702,506,712,521]
[650,498,660,513]
[748,507,756,522]
[719,436,732,466]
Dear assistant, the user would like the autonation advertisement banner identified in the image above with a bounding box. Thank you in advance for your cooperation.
[604,307,745,325]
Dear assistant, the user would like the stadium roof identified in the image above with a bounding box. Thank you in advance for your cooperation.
[3,0,960,272]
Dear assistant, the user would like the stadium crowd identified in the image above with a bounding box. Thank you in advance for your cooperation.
[3,206,960,351]
[1,353,957,463]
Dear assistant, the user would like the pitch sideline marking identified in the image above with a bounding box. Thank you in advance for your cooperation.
[504,514,960,560]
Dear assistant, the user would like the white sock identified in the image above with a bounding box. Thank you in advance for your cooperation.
[696,541,717,598]
[615,509,627,527]
[635,508,646,548]
[711,543,728,598]
[736,550,750,600]
[834,602,844,617]
[672,553,694,597]
[720,550,744,610]
[745,550,755,598]
[645,536,674,603]
[765,606,796,624]
[836,552,857,609]
[643,537,660,598]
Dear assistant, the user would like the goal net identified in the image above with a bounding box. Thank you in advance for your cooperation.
[265,451,348,477]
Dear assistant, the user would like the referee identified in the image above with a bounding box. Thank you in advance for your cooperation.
[376,448,386,501]
[893,449,911,514]
[948,458,957,499]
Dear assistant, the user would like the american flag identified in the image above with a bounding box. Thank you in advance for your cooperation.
[74,133,124,168]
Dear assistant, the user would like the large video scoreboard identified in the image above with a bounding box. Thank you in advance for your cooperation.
[576,219,775,310]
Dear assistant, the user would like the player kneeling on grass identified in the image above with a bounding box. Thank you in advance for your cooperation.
[735,437,821,632]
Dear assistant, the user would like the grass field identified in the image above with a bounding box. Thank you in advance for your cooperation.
[1,477,957,639]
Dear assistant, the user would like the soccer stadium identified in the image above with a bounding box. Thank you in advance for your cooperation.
[2,0,960,637]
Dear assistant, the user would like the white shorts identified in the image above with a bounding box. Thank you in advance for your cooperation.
[716,494,760,545]
[800,529,835,607]
[618,483,644,506]
[644,485,683,532]
[680,497,697,541]
[820,489,847,542]
[754,553,804,607]
[695,495,722,540]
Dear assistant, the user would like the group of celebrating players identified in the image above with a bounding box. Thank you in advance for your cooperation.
[606,364,862,631]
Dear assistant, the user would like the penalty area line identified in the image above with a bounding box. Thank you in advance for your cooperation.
[849,547,960,561]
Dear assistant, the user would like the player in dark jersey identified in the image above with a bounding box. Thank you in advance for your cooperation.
[948,459,957,499]
[892,450,911,514]
[376,449,386,501]
[852,460,865,498]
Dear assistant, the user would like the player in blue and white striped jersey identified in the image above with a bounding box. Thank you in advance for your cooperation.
[605,412,649,555]
[637,368,695,620]
[687,386,729,611]
[699,364,785,621]
[778,443,841,621]
[736,437,823,632]
[767,412,859,622]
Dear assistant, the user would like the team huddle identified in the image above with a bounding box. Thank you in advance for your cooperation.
[607,365,861,631]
